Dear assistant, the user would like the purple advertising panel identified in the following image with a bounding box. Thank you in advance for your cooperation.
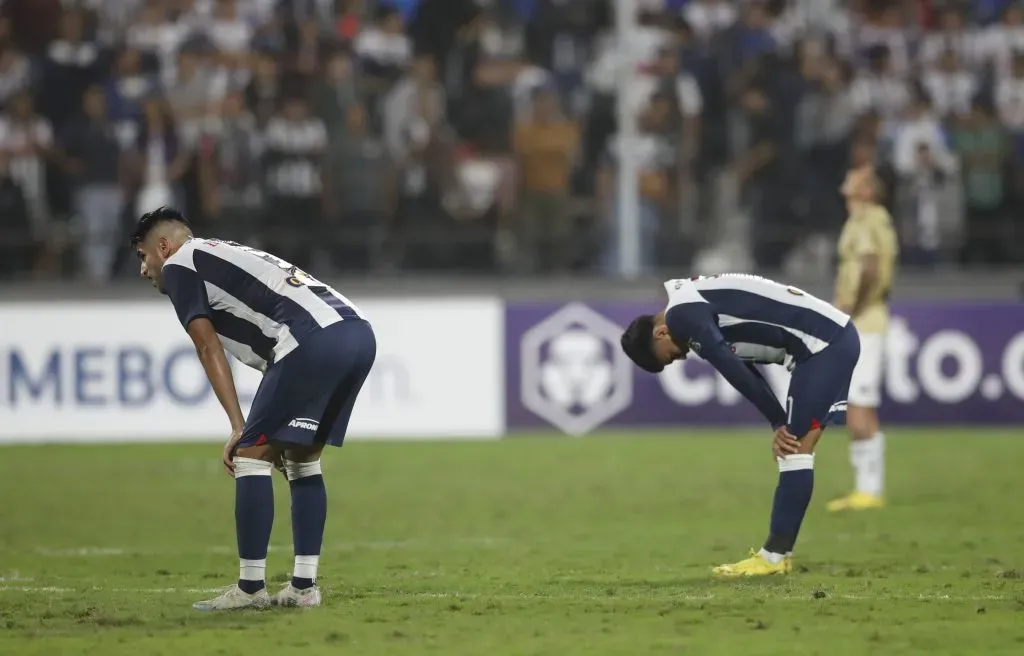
[506,301,1024,434]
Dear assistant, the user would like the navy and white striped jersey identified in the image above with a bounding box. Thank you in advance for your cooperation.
[664,274,851,428]
[161,239,366,372]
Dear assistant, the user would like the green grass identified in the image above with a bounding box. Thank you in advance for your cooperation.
[1,429,1023,655]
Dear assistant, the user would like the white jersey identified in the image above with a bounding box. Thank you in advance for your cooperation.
[665,274,850,363]
[161,239,366,372]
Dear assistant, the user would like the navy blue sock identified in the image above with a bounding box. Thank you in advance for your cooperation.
[235,458,274,594]
[763,454,815,555]
[289,463,327,590]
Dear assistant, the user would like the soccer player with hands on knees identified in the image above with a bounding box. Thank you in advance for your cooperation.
[132,207,377,611]
[621,274,860,577]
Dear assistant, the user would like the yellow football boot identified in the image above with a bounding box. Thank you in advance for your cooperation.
[826,491,885,513]
[712,549,792,578]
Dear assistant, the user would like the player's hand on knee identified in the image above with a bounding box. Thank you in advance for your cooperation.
[222,427,244,477]
[772,425,801,459]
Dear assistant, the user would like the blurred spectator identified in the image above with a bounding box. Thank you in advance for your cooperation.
[995,51,1024,131]
[38,9,104,128]
[354,4,410,89]
[166,43,228,135]
[382,53,443,160]
[262,94,328,265]
[205,0,253,58]
[893,89,956,178]
[291,17,331,78]
[56,84,134,282]
[313,48,360,131]
[197,89,263,230]
[0,91,55,240]
[900,140,948,266]
[245,49,282,126]
[683,0,736,45]
[849,45,910,128]
[952,98,1011,264]
[391,84,458,269]
[922,48,977,119]
[126,0,189,77]
[918,7,984,72]
[982,1,1024,78]
[131,95,191,216]
[0,41,31,112]
[512,86,579,272]
[326,103,394,270]
[0,153,30,278]
[106,47,159,122]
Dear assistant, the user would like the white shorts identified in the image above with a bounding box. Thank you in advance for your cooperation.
[848,331,884,408]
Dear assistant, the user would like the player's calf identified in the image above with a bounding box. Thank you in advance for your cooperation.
[233,446,278,597]
[281,445,326,600]
[764,426,821,561]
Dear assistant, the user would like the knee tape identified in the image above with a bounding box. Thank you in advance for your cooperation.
[283,459,323,481]
[234,457,273,478]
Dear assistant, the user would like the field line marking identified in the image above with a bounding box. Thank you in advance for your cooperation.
[0,586,1014,602]
[30,538,509,558]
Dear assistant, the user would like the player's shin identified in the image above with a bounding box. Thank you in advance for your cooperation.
[762,454,814,562]
[285,459,326,590]
[851,431,885,496]
[234,457,275,594]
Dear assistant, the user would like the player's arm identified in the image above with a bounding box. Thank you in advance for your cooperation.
[162,264,246,433]
[836,223,881,317]
[666,304,788,429]
[849,251,880,318]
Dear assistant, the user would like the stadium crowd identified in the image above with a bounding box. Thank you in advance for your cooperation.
[0,0,1022,282]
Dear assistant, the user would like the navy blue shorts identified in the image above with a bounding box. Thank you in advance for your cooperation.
[786,322,861,438]
[238,319,376,450]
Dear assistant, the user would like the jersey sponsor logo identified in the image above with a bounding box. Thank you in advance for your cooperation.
[519,303,634,436]
[287,418,320,431]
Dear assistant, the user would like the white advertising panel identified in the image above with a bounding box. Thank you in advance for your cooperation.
[0,298,504,443]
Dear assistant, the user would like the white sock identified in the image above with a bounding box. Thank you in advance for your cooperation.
[758,548,786,564]
[239,558,266,583]
[851,432,885,496]
[294,555,320,582]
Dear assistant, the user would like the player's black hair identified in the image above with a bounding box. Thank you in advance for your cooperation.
[620,315,665,374]
[129,206,192,249]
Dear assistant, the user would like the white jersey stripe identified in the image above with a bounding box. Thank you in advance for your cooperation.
[188,241,345,330]
[204,281,300,365]
[719,313,831,355]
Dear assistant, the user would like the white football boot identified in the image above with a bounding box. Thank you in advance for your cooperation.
[272,583,322,608]
[192,585,271,611]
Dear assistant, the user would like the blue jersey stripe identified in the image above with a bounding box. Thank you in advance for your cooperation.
[193,250,323,343]
[208,308,278,364]
[699,289,844,344]
[309,285,360,320]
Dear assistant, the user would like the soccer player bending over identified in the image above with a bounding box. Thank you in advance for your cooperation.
[131,207,377,610]
[621,274,859,576]
[827,161,898,513]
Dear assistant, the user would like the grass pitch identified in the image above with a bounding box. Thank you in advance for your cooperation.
[1,429,1023,655]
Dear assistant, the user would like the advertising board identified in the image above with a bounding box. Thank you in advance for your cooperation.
[0,298,505,442]
[506,301,1024,435]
